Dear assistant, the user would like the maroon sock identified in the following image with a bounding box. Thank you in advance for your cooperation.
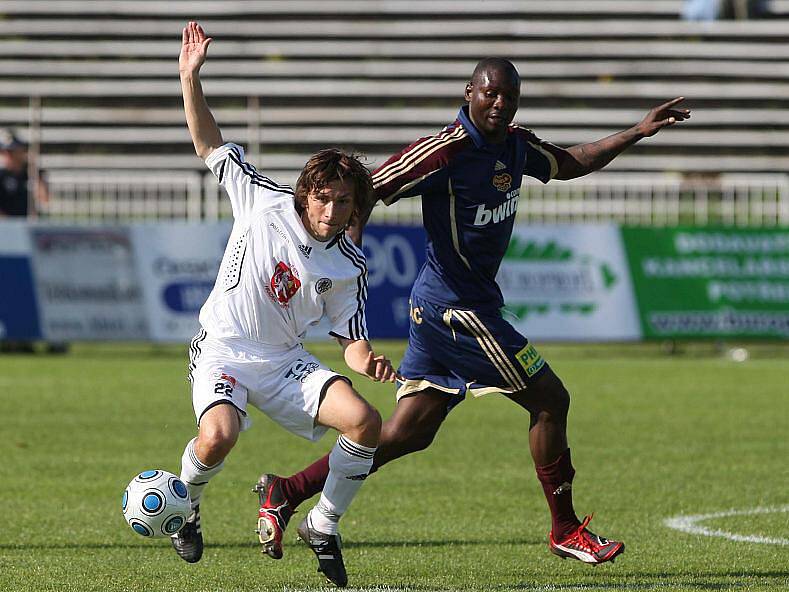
[280,453,330,509]
[535,448,581,540]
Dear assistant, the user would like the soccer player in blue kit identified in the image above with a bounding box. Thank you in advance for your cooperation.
[253,58,690,566]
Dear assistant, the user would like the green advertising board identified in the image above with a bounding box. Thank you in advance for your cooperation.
[620,227,789,339]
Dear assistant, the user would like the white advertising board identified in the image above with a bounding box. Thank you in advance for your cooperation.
[29,226,148,340]
[497,224,640,341]
[131,223,231,342]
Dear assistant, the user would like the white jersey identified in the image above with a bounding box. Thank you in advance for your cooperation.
[199,143,368,347]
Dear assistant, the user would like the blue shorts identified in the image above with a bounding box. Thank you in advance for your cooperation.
[396,293,550,410]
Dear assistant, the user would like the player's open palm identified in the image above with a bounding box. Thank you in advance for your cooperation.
[180,21,212,74]
[636,97,691,137]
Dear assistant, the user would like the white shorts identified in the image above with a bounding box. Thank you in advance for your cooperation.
[187,331,349,441]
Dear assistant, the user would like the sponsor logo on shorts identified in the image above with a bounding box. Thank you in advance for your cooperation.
[493,173,512,192]
[286,358,320,383]
[315,277,332,294]
[515,343,545,377]
[266,261,301,305]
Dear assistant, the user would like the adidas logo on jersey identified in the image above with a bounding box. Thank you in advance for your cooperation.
[298,244,313,258]
[495,160,507,171]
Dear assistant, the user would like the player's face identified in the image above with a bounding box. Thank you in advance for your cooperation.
[465,67,520,144]
[301,179,356,241]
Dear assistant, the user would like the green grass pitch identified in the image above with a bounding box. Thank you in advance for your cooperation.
[1,341,787,591]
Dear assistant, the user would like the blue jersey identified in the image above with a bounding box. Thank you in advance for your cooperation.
[372,106,565,311]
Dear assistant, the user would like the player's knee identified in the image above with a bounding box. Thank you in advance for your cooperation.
[530,372,570,420]
[346,400,382,444]
[550,384,570,419]
[358,403,382,439]
[197,422,238,461]
[387,418,436,453]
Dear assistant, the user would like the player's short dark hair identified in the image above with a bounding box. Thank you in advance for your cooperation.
[294,148,374,227]
[470,57,520,86]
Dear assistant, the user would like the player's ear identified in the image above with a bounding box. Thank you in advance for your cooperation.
[464,83,473,101]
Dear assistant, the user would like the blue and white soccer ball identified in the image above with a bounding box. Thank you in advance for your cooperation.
[122,470,191,538]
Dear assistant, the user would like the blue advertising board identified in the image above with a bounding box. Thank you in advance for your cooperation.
[0,257,42,339]
[362,224,426,338]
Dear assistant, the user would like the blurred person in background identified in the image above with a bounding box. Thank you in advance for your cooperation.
[683,0,768,20]
[0,128,48,218]
[0,128,60,353]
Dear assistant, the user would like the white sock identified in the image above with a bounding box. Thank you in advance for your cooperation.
[307,435,376,535]
[179,437,224,510]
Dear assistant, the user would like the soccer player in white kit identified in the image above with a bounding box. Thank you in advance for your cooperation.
[172,22,396,587]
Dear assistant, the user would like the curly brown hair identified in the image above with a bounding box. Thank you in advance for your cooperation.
[294,148,374,228]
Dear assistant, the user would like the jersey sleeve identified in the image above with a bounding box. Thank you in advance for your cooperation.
[205,143,295,221]
[518,128,568,184]
[372,124,471,206]
[325,237,369,341]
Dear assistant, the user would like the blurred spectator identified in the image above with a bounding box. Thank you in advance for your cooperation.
[0,129,65,353]
[0,128,49,218]
[683,0,723,20]
[683,0,768,20]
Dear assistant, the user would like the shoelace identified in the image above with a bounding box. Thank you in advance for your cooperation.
[566,515,596,552]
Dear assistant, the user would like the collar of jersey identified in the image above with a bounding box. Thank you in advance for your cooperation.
[457,105,500,151]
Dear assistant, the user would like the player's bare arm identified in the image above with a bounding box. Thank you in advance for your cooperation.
[179,21,223,160]
[335,336,397,382]
[555,97,691,181]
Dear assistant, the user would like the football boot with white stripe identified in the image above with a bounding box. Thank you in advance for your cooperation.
[170,505,203,563]
[297,516,348,588]
[549,515,624,565]
[253,473,293,560]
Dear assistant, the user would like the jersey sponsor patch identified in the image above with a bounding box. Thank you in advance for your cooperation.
[515,343,545,377]
[267,261,301,305]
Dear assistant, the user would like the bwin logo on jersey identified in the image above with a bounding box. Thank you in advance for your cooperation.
[473,194,519,226]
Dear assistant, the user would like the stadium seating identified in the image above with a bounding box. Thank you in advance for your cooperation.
[1,0,787,222]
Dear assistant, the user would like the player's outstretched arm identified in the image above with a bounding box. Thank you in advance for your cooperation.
[179,21,223,160]
[335,336,397,383]
[555,97,691,180]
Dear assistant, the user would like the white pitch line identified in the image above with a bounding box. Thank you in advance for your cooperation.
[664,505,789,546]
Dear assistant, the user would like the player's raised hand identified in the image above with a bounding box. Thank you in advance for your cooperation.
[363,351,397,383]
[635,97,691,138]
[179,21,212,74]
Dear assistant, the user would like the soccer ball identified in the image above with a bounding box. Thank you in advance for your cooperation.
[122,470,191,538]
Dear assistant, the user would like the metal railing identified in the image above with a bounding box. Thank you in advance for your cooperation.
[38,171,789,227]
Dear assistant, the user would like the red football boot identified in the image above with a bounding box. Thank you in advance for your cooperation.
[253,474,294,559]
[549,515,624,565]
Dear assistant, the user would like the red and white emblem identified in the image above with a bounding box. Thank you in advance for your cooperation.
[270,261,301,304]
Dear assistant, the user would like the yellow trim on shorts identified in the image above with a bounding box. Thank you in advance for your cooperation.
[395,378,461,401]
[467,385,518,398]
